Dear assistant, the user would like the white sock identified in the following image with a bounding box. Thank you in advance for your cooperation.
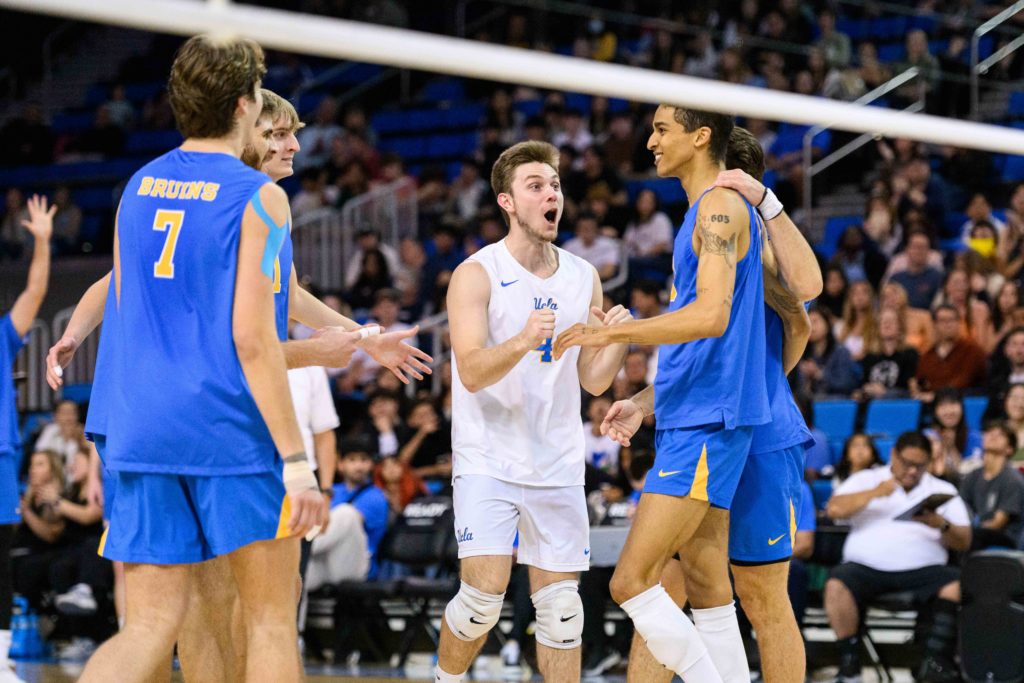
[434,664,464,682]
[0,629,9,663]
[693,602,751,683]
[621,584,723,682]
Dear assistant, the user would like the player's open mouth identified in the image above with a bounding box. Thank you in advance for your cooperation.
[544,209,557,224]
[653,153,662,165]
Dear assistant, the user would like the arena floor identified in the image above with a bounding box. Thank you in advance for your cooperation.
[13,661,915,682]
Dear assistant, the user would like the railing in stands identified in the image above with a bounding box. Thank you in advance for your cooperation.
[801,67,924,239]
[14,320,50,413]
[970,0,1024,120]
[339,176,418,281]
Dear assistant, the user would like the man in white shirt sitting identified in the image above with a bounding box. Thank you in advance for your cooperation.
[563,213,620,282]
[825,431,972,683]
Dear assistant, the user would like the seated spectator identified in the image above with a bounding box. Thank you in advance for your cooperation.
[34,400,84,477]
[343,228,400,292]
[933,268,991,346]
[923,389,982,484]
[0,188,28,261]
[830,226,887,289]
[825,432,971,683]
[1002,384,1024,462]
[960,192,1007,243]
[911,305,987,402]
[880,282,933,354]
[563,145,627,216]
[104,84,135,129]
[50,447,106,618]
[818,265,849,320]
[51,186,82,256]
[623,189,673,263]
[343,290,415,387]
[71,105,125,159]
[307,436,390,589]
[886,231,944,311]
[551,108,593,156]
[986,327,1024,419]
[835,280,879,361]
[345,247,393,311]
[446,159,488,223]
[857,307,918,400]
[613,349,651,400]
[366,390,403,459]
[583,395,621,478]
[374,454,427,517]
[959,422,1024,550]
[421,223,465,307]
[798,306,861,398]
[987,282,1021,354]
[563,213,620,281]
[629,280,664,320]
[398,399,452,485]
[833,434,884,484]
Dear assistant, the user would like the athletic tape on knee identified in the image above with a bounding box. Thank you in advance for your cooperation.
[621,583,709,675]
[531,580,583,650]
[444,581,504,642]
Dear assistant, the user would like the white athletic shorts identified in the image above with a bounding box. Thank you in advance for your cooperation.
[452,474,590,572]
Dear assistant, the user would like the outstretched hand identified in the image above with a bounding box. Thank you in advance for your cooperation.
[552,324,609,360]
[361,325,434,384]
[21,194,56,242]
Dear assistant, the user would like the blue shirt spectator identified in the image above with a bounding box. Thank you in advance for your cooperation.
[332,478,390,579]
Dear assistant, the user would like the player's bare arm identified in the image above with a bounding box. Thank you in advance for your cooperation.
[46,271,110,389]
[9,194,54,337]
[764,267,811,374]
[576,266,631,395]
[715,168,822,300]
[286,265,433,383]
[448,259,552,393]
[234,182,324,539]
[600,384,653,448]
[553,189,746,358]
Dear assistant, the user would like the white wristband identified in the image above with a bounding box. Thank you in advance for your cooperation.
[358,325,381,340]
[282,456,318,495]
[757,188,784,221]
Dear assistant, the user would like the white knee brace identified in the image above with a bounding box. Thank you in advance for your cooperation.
[444,581,504,642]
[531,580,583,650]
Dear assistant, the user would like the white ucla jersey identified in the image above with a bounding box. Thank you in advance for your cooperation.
[452,240,594,487]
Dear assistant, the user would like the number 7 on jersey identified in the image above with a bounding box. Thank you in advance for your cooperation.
[152,209,185,279]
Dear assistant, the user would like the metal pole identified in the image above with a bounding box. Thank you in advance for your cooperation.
[970,31,980,121]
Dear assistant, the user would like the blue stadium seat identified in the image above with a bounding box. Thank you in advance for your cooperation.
[1003,156,1024,183]
[443,103,485,129]
[52,111,96,134]
[625,179,687,206]
[1008,92,1024,117]
[72,187,115,211]
[817,215,862,260]
[873,437,894,464]
[84,84,109,108]
[607,98,630,113]
[125,130,183,155]
[877,43,905,63]
[513,99,543,117]
[864,399,921,438]
[944,211,968,237]
[420,79,464,103]
[123,82,164,104]
[810,479,833,510]
[371,110,410,135]
[963,396,989,431]
[813,400,858,444]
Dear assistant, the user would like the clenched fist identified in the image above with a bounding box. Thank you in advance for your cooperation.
[520,309,556,348]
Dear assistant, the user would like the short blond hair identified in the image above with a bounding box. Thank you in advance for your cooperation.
[490,141,559,227]
[260,88,304,133]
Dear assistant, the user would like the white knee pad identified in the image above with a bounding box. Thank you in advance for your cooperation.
[531,580,583,650]
[444,581,504,642]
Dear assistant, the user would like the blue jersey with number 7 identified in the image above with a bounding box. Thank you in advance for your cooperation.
[101,149,281,476]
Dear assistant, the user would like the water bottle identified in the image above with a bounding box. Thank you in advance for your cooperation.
[9,598,28,660]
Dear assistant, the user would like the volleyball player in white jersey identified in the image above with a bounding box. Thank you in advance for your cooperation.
[436,141,630,682]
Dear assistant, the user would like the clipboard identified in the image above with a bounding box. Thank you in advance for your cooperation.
[894,493,954,521]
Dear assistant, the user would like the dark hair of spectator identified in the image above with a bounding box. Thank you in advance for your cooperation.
[670,107,734,165]
[894,431,933,456]
[167,34,266,139]
[837,434,882,481]
[932,303,960,321]
[982,420,1018,453]
[932,388,967,454]
[632,279,662,298]
[725,126,765,182]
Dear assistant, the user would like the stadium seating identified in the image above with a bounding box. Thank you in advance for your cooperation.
[864,399,922,439]
[963,396,989,431]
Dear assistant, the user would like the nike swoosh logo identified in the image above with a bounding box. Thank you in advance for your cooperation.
[500,279,518,287]
[583,548,590,556]
[658,469,682,477]
[469,617,485,624]
[560,614,578,622]
[768,534,786,546]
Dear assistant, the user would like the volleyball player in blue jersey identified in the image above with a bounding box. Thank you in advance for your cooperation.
[622,129,823,683]
[0,195,52,683]
[76,36,324,683]
[554,106,770,682]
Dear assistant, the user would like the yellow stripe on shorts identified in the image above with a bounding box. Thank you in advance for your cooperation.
[97,527,109,556]
[688,443,709,502]
[275,495,292,539]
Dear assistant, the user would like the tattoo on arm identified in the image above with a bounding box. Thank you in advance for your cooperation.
[697,214,737,268]
[765,285,800,314]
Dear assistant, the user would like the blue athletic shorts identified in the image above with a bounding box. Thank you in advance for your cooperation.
[99,468,290,564]
[0,452,19,525]
[644,425,754,509]
[93,436,117,522]
[728,444,806,564]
